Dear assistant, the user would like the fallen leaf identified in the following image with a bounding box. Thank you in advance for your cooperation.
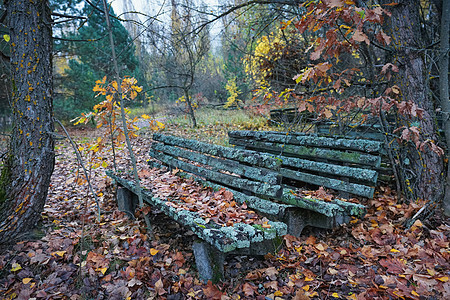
[22,278,32,284]
[52,251,66,257]
[11,263,22,272]
[154,278,166,296]
[242,282,256,297]
[202,281,223,299]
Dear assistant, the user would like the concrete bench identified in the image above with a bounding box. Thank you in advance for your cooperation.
[105,169,287,283]
[149,133,366,233]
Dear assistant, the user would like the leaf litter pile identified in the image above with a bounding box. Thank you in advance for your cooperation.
[0,131,449,299]
[135,168,272,228]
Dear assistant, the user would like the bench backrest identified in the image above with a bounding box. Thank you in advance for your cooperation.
[150,133,283,199]
[228,130,383,198]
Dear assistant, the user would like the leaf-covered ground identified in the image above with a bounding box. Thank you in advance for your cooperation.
[0,125,449,300]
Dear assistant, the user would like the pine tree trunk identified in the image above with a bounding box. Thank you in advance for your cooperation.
[0,0,55,245]
[383,0,444,202]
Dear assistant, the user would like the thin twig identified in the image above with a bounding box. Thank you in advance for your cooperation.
[54,119,101,222]
[101,0,154,238]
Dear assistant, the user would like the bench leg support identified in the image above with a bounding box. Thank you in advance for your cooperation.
[116,186,138,219]
[192,240,225,283]
[283,208,307,237]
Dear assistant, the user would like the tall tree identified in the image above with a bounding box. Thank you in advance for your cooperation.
[54,0,142,119]
[381,0,444,203]
[0,0,55,244]
[439,0,449,216]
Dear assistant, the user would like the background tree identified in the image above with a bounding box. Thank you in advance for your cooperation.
[54,0,144,120]
[143,0,211,127]
[0,0,55,244]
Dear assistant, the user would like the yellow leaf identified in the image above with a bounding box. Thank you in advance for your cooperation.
[156,121,165,129]
[178,269,187,275]
[274,290,283,296]
[11,263,22,272]
[427,269,435,276]
[437,276,449,282]
[22,278,32,284]
[102,161,108,168]
[308,291,318,297]
[141,114,150,120]
[332,292,339,298]
[97,267,108,275]
[411,290,420,297]
[413,219,423,227]
[150,248,159,255]
[52,251,66,257]
[304,276,314,281]
[111,81,118,91]
[390,249,400,253]
[302,285,310,291]
[3,34,10,42]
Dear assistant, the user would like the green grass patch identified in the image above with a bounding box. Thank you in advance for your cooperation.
[161,108,278,146]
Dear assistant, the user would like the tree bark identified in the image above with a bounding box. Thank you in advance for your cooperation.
[439,0,450,216]
[383,0,444,202]
[0,0,55,245]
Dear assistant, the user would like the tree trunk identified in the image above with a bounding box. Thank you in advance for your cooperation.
[0,0,55,245]
[184,89,197,127]
[384,0,444,202]
[440,0,450,216]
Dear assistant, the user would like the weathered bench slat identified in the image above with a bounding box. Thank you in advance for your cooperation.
[229,130,383,153]
[280,168,375,198]
[276,156,378,184]
[281,189,366,218]
[153,133,281,170]
[230,138,381,168]
[106,171,287,252]
[151,142,280,185]
[149,149,283,198]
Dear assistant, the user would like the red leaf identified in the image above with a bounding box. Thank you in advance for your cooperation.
[379,258,405,274]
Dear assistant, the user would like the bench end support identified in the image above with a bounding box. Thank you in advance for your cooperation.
[193,240,225,283]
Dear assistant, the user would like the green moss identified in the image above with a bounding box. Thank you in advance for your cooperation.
[0,153,12,208]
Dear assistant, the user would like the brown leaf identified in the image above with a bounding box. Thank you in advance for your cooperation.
[352,29,370,44]
[242,283,256,297]
[264,267,278,281]
[154,278,166,296]
[202,281,223,299]
[223,190,234,201]
[293,289,310,300]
